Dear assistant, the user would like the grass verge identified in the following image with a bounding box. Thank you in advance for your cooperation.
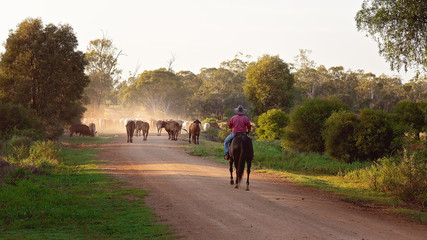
[184,138,427,224]
[0,135,173,239]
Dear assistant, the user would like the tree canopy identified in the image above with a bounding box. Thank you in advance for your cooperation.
[355,0,427,72]
[119,68,185,118]
[244,54,294,115]
[0,18,89,138]
[84,35,123,116]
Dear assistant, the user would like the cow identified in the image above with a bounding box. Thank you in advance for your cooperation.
[69,123,93,137]
[126,120,136,143]
[141,121,150,141]
[203,122,210,131]
[162,121,181,141]
[135,120,143,137]
[156,120,164,136]
[173,120,184,133]
[88,123,96,137]
[209,122,220,129]
[189,119,202,144]
[182,121,190,132]
[99,118,106,130]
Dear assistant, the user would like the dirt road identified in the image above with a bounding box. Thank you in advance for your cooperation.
[97,133,426,240]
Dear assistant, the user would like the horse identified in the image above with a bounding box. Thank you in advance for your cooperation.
[228,133,253,191]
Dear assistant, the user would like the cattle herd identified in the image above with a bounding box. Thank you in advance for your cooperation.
[68,118,215,145]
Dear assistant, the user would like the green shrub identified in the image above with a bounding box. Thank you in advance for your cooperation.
[347,151,426,205]
[256,109,289,140]
[392,100,427,136]
[28,140,61,167]
[201,117,220,124]
[224,108,234,119]
[355,109,394,161]
[323,111,359,163]
[3,136,33,163]
[0,103,44,140]
[4,140,61,168]
[203,127,220,142]
[284,96,348,152]
[218,127,231,142]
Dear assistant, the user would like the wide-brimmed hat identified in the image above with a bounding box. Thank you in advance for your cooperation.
[234,105,247,115]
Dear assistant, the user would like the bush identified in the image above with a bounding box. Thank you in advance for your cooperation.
[218,127,231,142]
[201,117,220,124]
[355,109,394,161]
[323,111,359,163]
[392,100,427,136]
[224,108,235,119]
[256,109,289,140]
[0,103,44,140]
[28,140,61,167]
[347,151,426,205]
[4,140,61,169]
[3,136,33,163]
[284,96,348,153]
[203,127,220,142]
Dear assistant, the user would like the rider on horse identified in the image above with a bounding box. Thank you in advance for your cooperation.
[224,105,251,160]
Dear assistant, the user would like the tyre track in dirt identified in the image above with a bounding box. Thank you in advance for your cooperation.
[97,133,427,240]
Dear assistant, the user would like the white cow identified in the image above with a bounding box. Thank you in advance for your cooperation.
[203,122,210,131]
[99,119,106,130]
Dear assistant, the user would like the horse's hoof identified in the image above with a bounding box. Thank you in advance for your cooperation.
[246,188,249,191]
[230,180,234,185]
[235,185,238,189]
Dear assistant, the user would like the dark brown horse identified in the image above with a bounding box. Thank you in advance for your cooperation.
[228,133,253,190]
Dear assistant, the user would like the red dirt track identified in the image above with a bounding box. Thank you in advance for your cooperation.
[97,133,427,240]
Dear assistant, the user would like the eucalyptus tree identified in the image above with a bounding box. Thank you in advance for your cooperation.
[119,68,185,117]
[244,54,294,115]
[0,18,88,138]
[293,49,325,100]
[85,35,123,116]
[355,0,427,72]
[403,75,427,102]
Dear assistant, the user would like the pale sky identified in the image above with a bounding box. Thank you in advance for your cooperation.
[0,0,418,82]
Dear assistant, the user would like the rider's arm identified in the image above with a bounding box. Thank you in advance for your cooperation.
[245,117,251,134]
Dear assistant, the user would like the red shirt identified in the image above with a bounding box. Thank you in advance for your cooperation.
[228,114,251,133]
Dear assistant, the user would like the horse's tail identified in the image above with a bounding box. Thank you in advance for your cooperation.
[236,141,245,185]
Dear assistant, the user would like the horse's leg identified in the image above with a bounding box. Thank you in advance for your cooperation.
[246,159,251,191]
[234,159,239,189]
[229,159,234,185]
[189,133,191,143]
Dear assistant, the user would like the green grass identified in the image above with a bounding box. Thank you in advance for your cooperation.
[0,136,173,239]
[185,139,370,175]
[63,134,116,146]
[184,139,426,224]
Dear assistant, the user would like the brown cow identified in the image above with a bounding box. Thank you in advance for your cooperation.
[155,120,164,136]
[126,120,136,143]
[69,123,93,137]
[135,120,143,137]
[189,119,201,144]
[209,122,220,129]
[141,121,150,141]
[162,121,181,141]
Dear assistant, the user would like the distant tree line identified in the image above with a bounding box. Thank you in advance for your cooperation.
[0,12,426,143]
